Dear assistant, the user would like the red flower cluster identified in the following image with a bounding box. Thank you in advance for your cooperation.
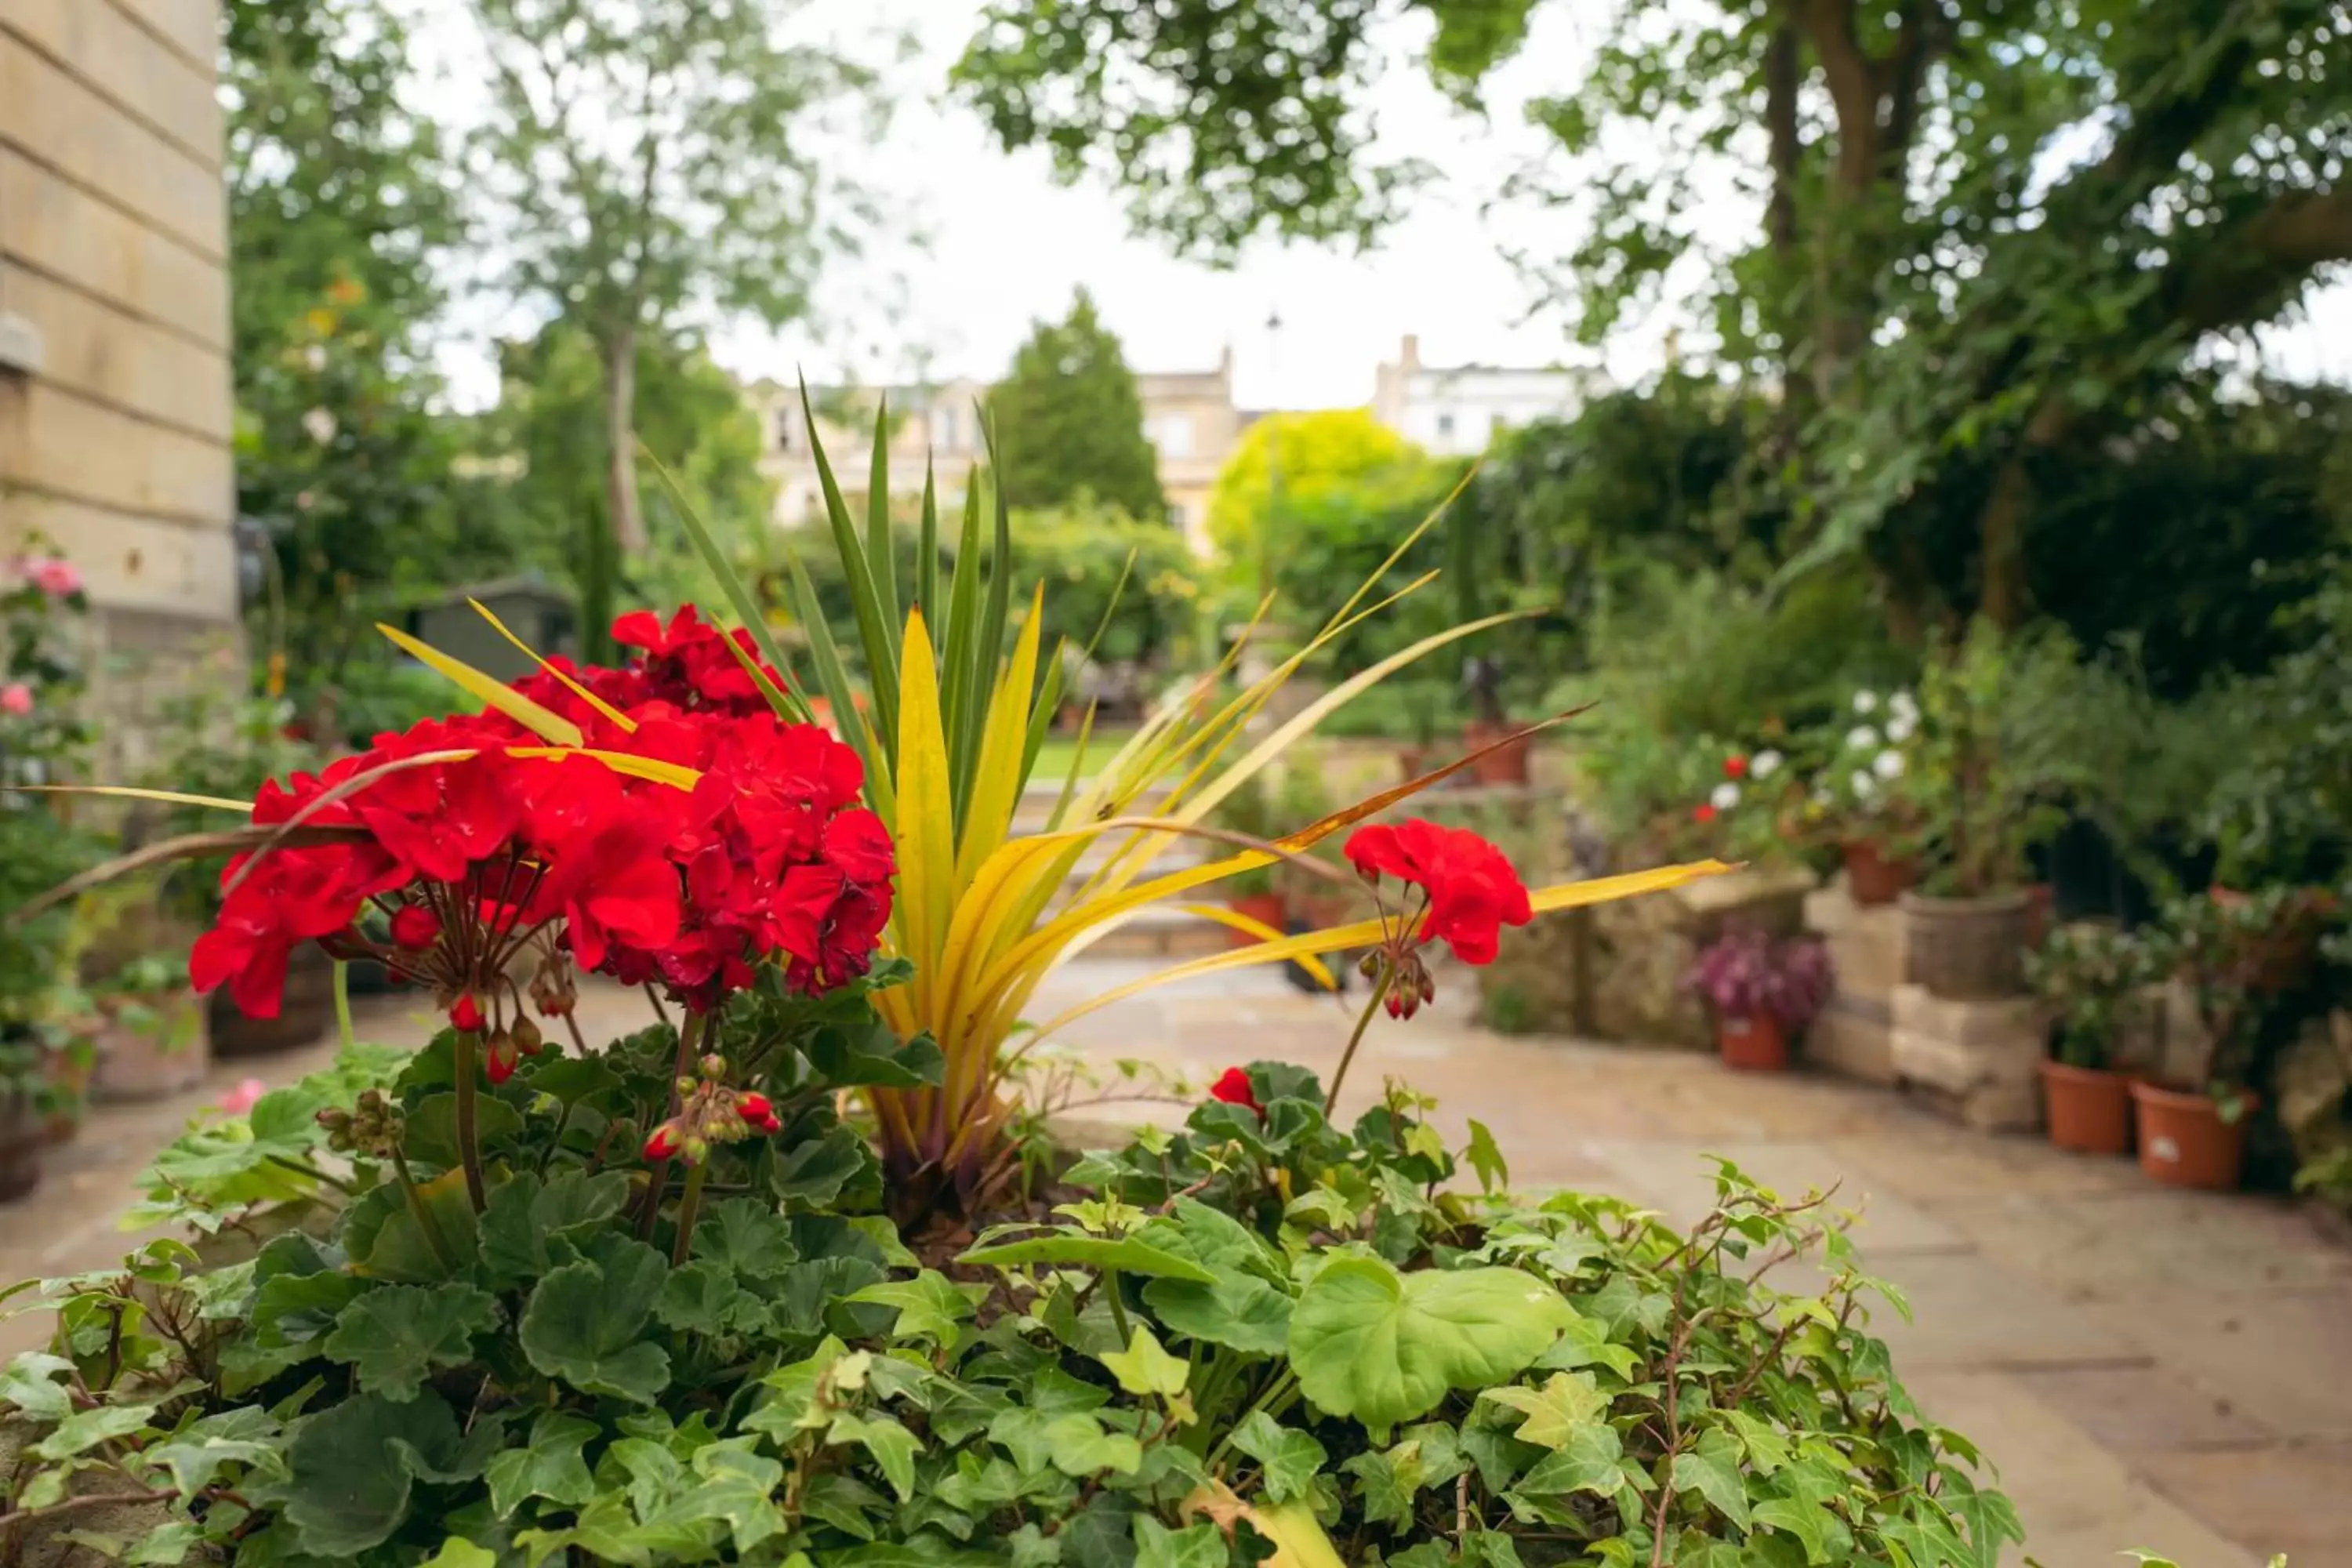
[1342,818,1533,966]
[190,609,897,1031]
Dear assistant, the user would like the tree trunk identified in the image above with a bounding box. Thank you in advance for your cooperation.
[601,321,647,556]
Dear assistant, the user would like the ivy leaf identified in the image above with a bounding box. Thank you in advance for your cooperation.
[691,1197,801,1279]
[1140,1271,1292,1355]
[0,1352,75,1421]
[419,1541,498,1568]
[1288,1258,1576,1434]
[29,1403,159,1461]
[1341,1442,1426,1531]
[519,1240,673,1403]
[283,1391,459,1555]
[1132,1518,1227,1568]
[484,1411,598,1519]
[1478,1370,1608,1450]
[1227,1411,1327,1506]
[642,1443,788,1555]
[849,1270,978,1350]
[1671,1429,1751,1532]
[145,1407,285,1497]
[1534,1316,1642,1380]
[957,1233,1218,1284]
[1008,1523,1063,1568]
[1945,1486,2025,1568]
[1463,1120,1509,1193]
[829,1411,924,1501]
[1754,1497,1842,1565]
[804,1472,891,1539]
[988,1407,1143,1478]
[1513,1423,1625,1498]
[1097,1326,1189,1399]
[323,1284,498,1401]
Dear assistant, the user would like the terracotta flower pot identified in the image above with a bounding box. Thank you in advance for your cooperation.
[93,990,211,1103]
[1397,745,1432,785]
[1900,889,2031,999]
[2038,1059,2133,1155]
[1463,722,1532,786]
[42,1048,93,1146]
[2129,1080,2256,1190]
[1716,1013,1791,1071]
[1225,892,1290,949]
[1842,840,1915,906]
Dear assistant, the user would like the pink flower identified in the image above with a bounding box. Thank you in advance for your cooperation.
[28,559,81,597]
[219,1077,267,1116]
[0,684,31,717]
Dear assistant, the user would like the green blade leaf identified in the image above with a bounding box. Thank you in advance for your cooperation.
[1020,641,1069,786]
[939,470,987,829]
[799,372,898,742]
[867,397,902,642]
[963,406,1017,810]
[788,550,894,821]
[917,462,942,626]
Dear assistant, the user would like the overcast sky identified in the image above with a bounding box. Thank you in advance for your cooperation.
[415,0,2350,413]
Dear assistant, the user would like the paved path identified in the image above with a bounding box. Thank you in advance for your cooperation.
[4,964,2346,1566]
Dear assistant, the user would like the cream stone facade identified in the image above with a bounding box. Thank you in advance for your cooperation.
[1370,333,1594,457]
[751,348,1245,557]
[0,0,241,655]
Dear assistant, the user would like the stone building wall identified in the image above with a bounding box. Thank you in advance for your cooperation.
[0,0,239,691]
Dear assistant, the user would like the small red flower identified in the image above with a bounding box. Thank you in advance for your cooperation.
[1341,819,1533,966]
[1723,755,1749,781]
[389,904,442,950]
[448,993,485,1033]
[1210,1067,1261,1114]
[735,1091,774,1123]
[644,1125,682,1161]
[1693,803,1718,824]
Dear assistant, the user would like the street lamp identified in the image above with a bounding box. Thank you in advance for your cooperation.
[1261,308,1282,604]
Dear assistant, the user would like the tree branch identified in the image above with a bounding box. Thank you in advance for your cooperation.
[2169,185,2352,334]
[1781,0,1882,191]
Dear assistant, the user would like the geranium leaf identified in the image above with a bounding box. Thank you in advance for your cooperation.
[1288,1258,1576,1435]
[351,1167,480,1284]
[484,1411,599,1519]
[1477,1370,1609,1450]
[518,1240,672,1403]
[284,1391,459,1555]
[324,1284,498,1402]
[402,1092,524,1173]
[691,1197,800,1278]
[771,1124,878,1209]
[1096,1325,1189,1399]
[1228,1410,1327,1505]
[658,1260,770,1338]
[829,1411,924,1501]
[1671,1429,1752,1532]
[957,1233,1218,1284]
[1140,1269,1293,1354]
[804,1023,947,1089]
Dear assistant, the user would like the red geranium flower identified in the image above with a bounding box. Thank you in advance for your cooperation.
[1693,803,1718,823]
[1209,1067,1261,1114]
[1723,755,1749,780]
[1342,818,1533,966]
[389,904,441,950]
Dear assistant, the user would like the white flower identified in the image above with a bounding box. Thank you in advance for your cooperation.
[1846,725,1879,751]
[1853,691,1879,714]
[1890,689,1918,722]
[302,407,338,445]
[1812,785,1835,806]
[1751,749,1783,779]
[1885,711,1916,742]
[1851,768,1878,800]
[1711,782,1742,811]
[303,344,328,373]
[1873,749,1904,780]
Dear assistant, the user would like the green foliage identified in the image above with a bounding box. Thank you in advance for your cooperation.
[1207,411,1433,588]
[2024,924,2173,1073]
[991,501,1200,670]
[1210,775,1280,899]
[989,291,1170,521]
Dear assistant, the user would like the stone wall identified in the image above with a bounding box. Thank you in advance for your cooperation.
[0,0,238,653]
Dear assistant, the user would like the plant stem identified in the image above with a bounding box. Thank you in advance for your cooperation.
[332,960,354,1050]
[390,1146,458,1273]
[264,1154,354,1196]
[1323,961,1396,1116]
[452,1028,487,1210]
[1103,1268,1133,1345]
[638,1011,706,1239]
[671,1161,708,1266]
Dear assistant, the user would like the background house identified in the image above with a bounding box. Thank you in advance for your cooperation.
[1370,333,1593,456]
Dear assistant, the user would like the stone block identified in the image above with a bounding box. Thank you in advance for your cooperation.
[0,0,222,162]
[0,34,224,256]
[6,379,231,524]
[1890,983,2045,1132]
[1806,996,1896,1084]
[0,494,237,619]
[1,262,231,437]
[1808,885,1909,1004]
[0,148,229,348]
[108,0,218,76]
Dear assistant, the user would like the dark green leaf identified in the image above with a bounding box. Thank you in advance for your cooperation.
[284,1390,459,1555]
[958,1232,1217,1283]
[518,1240,672,1403]
[323,1283,498,1400]
[484,1411,598,1519]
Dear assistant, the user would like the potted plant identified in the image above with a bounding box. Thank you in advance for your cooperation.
[1462,655,1533,786]
[1894,622,2077,998]
[1822,689,1922,905]
[1396,680,1444,782]
[1682,926,1835,1071]
[2025,921,2170,1155]
[1212,772,1289,946]
[2132,889,2293,1189]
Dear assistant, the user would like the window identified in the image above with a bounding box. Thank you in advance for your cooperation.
[775,412,793,453]
[933,406,959,452]
[1168,501,1189,531]
[1153,413,1195,458]
[1435,411,1456,440]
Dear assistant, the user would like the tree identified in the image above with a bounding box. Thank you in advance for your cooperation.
[955,0,2352,632]
[466,0,882,559]
[1204,409,1430,583]
[987,291,1169,521]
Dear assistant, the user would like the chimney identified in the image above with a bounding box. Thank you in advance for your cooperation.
[1399,333,1421,373]
[1218,342,1234,381]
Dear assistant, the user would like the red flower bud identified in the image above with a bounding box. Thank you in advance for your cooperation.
[511,1016,545,1057]
[644,1125,682,1161]
[485,1034,519,1084]
[736,1091,774,1123]
[757,1112,782,1135]
[390,904,442,950]
[1693,803,1718,824]
[1723,754,1749,780]
[1209,1067,1261,1115]
[448,993,486,1033]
